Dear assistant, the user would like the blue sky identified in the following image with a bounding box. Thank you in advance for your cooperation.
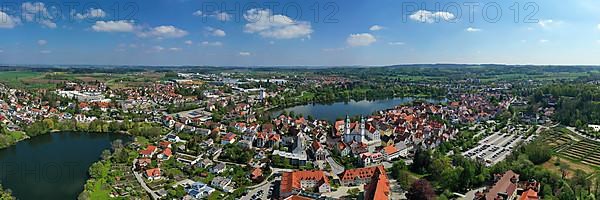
[1,0,600,66]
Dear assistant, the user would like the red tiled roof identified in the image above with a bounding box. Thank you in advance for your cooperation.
[284,195,312,200]
[487,170,519,200]
[146,168,161,177]
[311,140,322,150]
[364,167,390,200]
[159,141,171,148]
[382,145,398,155]
[280,170,329,194]
[251,168,263,179]
[222,133,236,141]
[340,165,386,182]
[519,189,539,200]
[162,148,172,157]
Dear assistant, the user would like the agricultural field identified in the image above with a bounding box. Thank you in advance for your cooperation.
[0,71,46,89]
[0,70,163,90]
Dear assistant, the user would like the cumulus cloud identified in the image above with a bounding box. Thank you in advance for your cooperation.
[206,27,226,37]
[346,33,376,47]
[138,25,188,38]
[201,41,223,46]
[214,12,232,21]
[369,25,384,31]
[239,52,251,56]
[21,2,57,28]
[92,20,135,32]
[409,10,455,23]
[37,39,47,45]
[539,39,549,43]
[597,24,600,30]
[192,10,204,16]
[0,11,19,29]
[244,8,313,39]
[184,40,193,45]
[73,8,106,20]
[466,27,482,32]
[169,47,181,51]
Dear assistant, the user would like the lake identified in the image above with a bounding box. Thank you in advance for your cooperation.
[270,97,447,122]
[0,132,130,200]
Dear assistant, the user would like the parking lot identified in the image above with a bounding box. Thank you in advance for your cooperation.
[462,132,529,166]
[241,178,278,200]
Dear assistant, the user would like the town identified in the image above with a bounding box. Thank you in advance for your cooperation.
[1,65,599,200]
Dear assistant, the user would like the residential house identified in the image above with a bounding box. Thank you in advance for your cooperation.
[359,152,384,167]
[251,168,263,181]
[210,176,233,193]
[157,148,172,160]
[311,141,327,161]
[139,145,158,158]
[221,133,237,145]
[210,163,227,174]
[186,182,215,199]
[145,168,161,181]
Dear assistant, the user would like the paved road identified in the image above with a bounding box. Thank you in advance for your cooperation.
[132,159,160,200]
[325,156,345,175]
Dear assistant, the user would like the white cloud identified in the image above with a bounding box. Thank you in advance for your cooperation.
[239,52,251,56]
[92,20,135,32]
[201,41,223,46]
[152,46,164,51]
[369,25,384,31]
[206,27,226,37]
[74,8,106,20]
[596,40,600,44]
[409,10,455,23]
[37,39,47,46]
[244,8,313,39]
[597,24,600,30]
[466,27,482,32]
[388,42,405,46]
[192,10,204,16]
[539,39,549,43]
[21,2,56,28]
[346,33,376,47]
[169,47,181,51]
[214,12,232,21]
[40,50,51,54]
[0,11,19,29]
[537,19,563,29]
[184,40,193,45]
[138,25,188,38]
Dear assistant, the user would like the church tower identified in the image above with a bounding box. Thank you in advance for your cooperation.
[360,115,366,140]
[345,115,351,135]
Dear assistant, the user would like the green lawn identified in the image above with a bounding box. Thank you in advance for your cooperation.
[88,179,111,200]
